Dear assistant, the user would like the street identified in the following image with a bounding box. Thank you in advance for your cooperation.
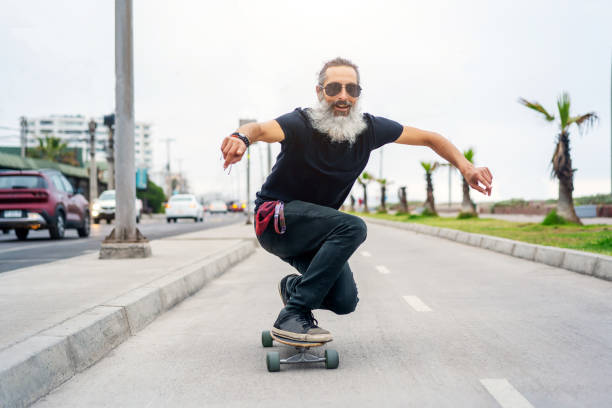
[0,213,245,274]
[32,221,612,408]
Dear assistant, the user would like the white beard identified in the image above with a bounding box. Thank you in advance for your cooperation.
[307,98,367,145]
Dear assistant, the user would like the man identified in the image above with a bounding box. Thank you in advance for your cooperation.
[221,57,492,343]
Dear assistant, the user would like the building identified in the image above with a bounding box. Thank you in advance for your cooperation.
[22,114,153,171]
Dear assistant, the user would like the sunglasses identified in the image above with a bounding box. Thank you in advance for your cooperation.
[320,82,362,98]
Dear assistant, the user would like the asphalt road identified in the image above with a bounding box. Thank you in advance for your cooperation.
[0,213,245,274]
[32,221,612,407]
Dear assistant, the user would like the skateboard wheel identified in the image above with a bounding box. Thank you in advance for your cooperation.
[266,351,280,372]
[325,349,339,369]
[261,330,273,347]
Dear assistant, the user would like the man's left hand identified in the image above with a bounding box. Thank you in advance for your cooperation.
[463,166,493,196]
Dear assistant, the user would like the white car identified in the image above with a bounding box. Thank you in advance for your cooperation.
[166,194,204,223]
[208,200,228,214]
[92,190,143,224]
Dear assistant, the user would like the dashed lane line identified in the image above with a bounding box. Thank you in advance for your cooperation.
[402,295,432,312]
[480,379,535,408]
[375,265,390,274]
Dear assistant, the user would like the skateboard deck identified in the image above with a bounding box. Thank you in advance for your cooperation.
[270,332,331,348]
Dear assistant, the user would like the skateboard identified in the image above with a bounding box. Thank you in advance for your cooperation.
[261,330,339,372]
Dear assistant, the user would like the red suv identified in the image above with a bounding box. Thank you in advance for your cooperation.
[0,169,90,240]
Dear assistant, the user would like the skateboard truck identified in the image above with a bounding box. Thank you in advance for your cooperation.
[261,330,339,372]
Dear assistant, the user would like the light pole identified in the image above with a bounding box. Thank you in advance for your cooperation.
[20,117,28,158]
[239,118,256,224]
[100,0,150,259]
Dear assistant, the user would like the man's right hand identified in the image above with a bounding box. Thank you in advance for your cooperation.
[221,135,247,169]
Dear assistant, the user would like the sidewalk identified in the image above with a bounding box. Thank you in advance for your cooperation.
[0,222,257,408]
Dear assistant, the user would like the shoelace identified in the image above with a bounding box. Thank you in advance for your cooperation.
[296,311,319,330]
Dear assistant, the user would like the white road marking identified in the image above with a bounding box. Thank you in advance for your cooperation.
[480,379,534,408]
[361,251,372,257]
[402,296,432,312]
[375,265,390,274]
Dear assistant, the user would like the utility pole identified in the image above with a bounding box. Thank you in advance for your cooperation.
[88,119,98,206]
[239,119,256,224]
[20,117,27,158]
[100,0,150,259]
[104,114,115,190]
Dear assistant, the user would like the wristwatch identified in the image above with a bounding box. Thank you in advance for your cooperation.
[231,132,250,148]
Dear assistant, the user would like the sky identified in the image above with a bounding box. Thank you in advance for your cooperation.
[1,0,610,205]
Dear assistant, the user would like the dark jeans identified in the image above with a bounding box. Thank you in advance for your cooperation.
[256,200,367,315]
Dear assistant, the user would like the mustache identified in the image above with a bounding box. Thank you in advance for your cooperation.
[333,100,352,108]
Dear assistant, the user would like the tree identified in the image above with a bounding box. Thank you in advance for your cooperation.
[519,93,598,224]
[375,177,392,213]
[27,136,79,166]
[137,180,167,213]
[420,161,439,215]
[397,186,409,214]
[460,148,478,216]
[357,172,373,213]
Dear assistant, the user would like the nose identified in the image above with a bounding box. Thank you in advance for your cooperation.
[337,86,349,100]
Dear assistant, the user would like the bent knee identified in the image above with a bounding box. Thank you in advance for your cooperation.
[346,216,367,244]
[332,295,359,315]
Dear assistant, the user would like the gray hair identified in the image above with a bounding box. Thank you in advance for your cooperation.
[317,57,360,86]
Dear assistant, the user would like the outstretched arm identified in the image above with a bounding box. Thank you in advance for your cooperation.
[395,126,493,196]
[221,120,285,169]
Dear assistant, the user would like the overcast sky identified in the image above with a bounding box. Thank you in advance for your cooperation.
[1,0,610,204]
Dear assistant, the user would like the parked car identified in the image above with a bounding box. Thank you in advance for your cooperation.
[0,169,90,240]
[92,190,143,224]
[165,194,204,222]
[208,200,228,214]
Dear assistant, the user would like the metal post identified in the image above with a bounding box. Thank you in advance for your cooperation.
[20,117,27,158]
[88,119,98,205]
[100,0,150,258]
[239,119,256,224]
[448,165,451,208]
[267,144,272,174]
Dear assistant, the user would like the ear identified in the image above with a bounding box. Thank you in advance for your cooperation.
[315,86,324,100]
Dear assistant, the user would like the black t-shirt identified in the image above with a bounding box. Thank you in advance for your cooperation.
[255,108,403,210]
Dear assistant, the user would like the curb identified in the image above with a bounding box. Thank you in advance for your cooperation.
[0,239,256,408]
[364,217,612,282]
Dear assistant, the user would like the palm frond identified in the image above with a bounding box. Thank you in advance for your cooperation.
[518,98,554,122]
[420,161,431,172]
[556,92,571,131]
[568,112,598,135]
[463,148,474,164]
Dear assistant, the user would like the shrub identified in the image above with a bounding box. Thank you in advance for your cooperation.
[457,212,478,219]
[541,209,568,226]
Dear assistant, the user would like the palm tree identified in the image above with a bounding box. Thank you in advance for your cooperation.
[375,177,392,213]
[357,172,373,213]
[460,148,477,216]
[397,186,409,214]
[420,161,439,215]
[28,136,79,166]
[519,93,598,224]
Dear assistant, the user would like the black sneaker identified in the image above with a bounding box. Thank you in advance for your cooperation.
[271,307,332,342]
[278,273,299,306]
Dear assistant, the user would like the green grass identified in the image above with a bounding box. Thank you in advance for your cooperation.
[351,212,612,256]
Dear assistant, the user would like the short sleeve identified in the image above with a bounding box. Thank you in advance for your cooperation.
[275,109,309,146]
[369,115,403,149]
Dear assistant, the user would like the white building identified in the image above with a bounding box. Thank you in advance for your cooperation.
[24,114,153,170]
